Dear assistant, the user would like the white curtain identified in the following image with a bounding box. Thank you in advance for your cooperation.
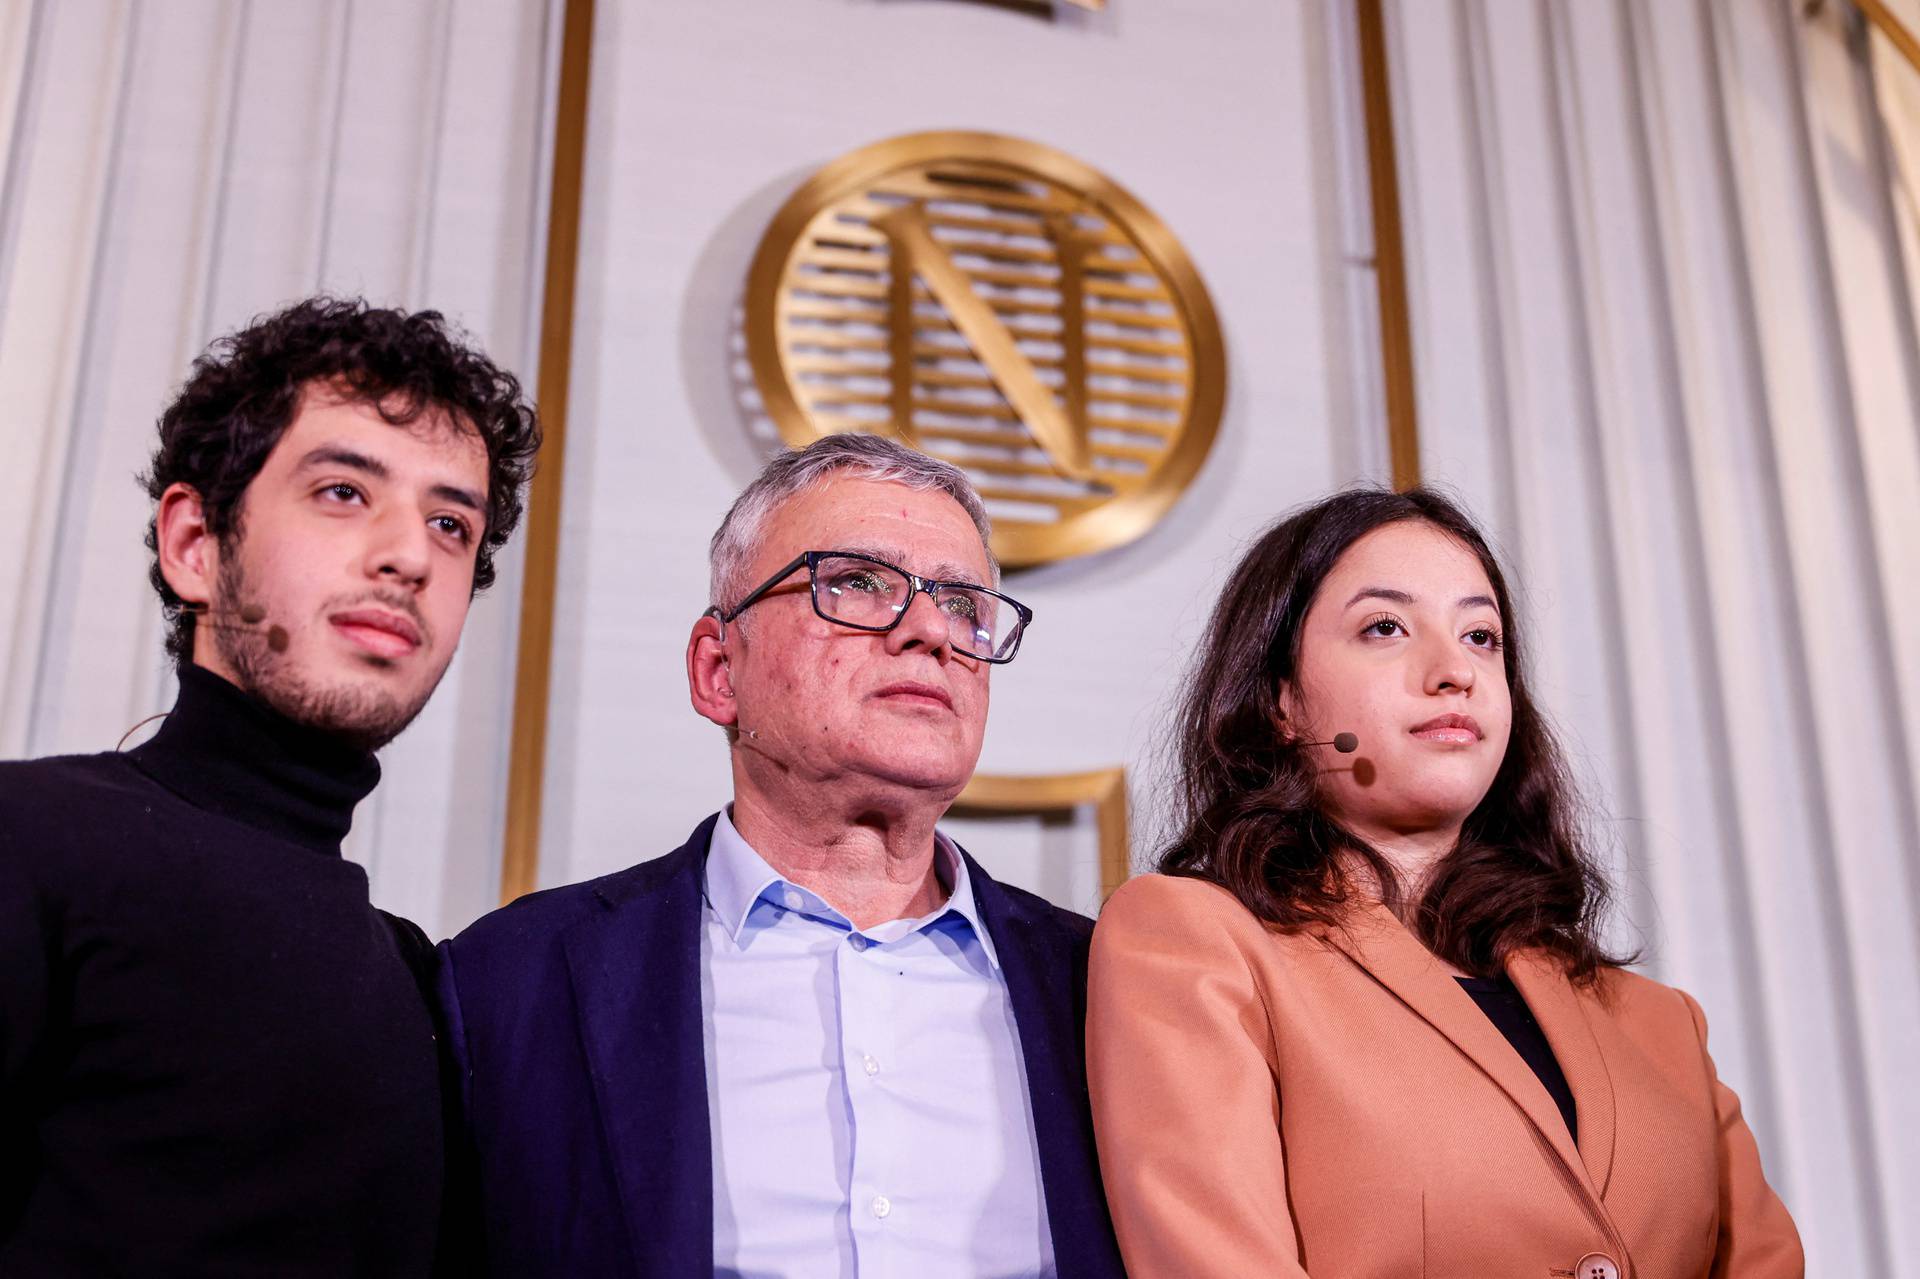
[0,0,555,936]
[1391,1,1920,1270]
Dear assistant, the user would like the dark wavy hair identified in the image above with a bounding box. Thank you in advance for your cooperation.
[143,296,541,664]
[1158,486,1627,981]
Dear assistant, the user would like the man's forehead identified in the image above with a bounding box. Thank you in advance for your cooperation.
[832,541,982,583]
[769,477,990,572]
[278,387,487,474]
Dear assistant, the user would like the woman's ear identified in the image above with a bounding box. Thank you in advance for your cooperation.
[1273,677,1303,743]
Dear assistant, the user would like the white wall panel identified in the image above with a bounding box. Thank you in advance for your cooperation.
[540,0,1373,899]
[942,810,1108,920]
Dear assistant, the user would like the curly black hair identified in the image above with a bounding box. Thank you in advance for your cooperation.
[143,296,541,664]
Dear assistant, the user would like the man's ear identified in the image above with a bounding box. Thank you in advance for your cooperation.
[155,483,217,606]
[686,614,739,730]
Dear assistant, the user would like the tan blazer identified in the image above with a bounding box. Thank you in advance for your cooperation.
[1087,874,1802,1279]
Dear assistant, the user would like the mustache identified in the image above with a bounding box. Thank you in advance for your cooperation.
[321,589,432,645]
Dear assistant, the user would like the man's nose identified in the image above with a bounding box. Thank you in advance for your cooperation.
[883,588,952,659]
[364,510,431,588]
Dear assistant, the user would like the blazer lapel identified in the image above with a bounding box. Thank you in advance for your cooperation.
[1508,950,1619,1194]
[962,852,1125,1279]
[561,822,717,1279]
[1324,904,1594,1192]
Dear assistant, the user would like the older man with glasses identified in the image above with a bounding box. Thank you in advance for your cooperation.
[435,434,1126,1279]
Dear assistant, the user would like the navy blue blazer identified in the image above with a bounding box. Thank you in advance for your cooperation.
[436,814,1126,1279]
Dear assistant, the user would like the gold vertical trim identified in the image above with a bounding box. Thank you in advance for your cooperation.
[953,768,1131,902]
[1356,0,1422,491]
[499,0,596,907]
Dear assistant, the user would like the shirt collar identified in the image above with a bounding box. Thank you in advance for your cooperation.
[704,807,790,939]
[703,807,1000,971]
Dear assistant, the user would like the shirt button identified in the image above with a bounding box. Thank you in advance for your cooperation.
[863,1054,880,1076]
[870,1194,891,1219]
[1575,1254,1620,1279]
[849,934,869,951]
[782,888,803,911]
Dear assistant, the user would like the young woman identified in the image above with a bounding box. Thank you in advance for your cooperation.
[1088,489,1801,1279]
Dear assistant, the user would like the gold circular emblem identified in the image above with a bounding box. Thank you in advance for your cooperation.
[745,131,1225,567]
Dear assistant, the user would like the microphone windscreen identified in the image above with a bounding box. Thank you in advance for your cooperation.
[1332,732,1359,754]
[239,603,267,625]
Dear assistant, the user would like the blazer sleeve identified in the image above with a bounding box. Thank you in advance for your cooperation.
[1681,991,1804,1278]
[1086,875,1308,1278]
[430,940,485,1278]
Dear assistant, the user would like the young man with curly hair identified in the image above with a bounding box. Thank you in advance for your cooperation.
[0,297,539,1276]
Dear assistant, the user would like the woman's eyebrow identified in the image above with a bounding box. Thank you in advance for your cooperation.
[1344,586,1415,609]
[1344,587,1500,612]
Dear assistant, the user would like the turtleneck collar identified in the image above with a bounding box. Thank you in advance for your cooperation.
[127,664,381,856]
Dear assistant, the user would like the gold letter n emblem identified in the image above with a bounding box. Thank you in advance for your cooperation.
[745,132,1224,567]
[873,201,1095,481]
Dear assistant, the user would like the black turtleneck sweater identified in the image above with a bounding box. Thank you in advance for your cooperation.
[0,665,443,1276]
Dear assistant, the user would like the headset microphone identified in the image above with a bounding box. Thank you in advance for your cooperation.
[117,603,290,750]
[186,602,290,653]
[1303,733,1359,754]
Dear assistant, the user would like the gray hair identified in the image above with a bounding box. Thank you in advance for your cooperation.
[708,434,997,613]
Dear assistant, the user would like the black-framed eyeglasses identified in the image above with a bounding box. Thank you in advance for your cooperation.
[706,550,1034,664]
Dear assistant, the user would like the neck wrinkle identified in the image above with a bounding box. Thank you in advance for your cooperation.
[727,783,951,930]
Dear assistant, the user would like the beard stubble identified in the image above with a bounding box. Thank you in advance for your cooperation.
[211,548,442,753]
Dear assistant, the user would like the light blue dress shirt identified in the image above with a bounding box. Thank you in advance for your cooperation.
[701,807,1056,1279]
